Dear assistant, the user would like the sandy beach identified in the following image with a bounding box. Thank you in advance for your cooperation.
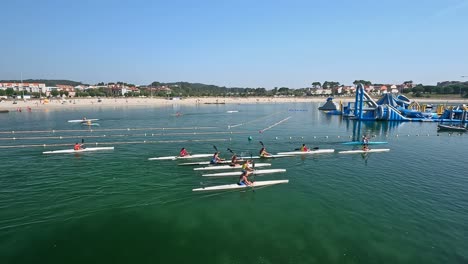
[1,96,467,112]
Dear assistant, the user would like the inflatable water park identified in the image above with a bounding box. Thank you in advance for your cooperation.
[336,84,468,123]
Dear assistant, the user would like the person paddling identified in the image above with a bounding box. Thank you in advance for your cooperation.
[230,154,240,167]
[179,148,189,157]
[259,147,271,157]
[241,159,254,177]
[300,144,309,152]
[210,152,224,164]
[238,162,254,186]
[74,142,81,150]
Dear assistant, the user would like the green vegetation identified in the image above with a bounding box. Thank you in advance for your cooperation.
[1,79,467,98]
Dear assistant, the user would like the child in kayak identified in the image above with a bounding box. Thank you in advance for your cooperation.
[259,147,271,157]
[210,152,224,164]
[179,148,189,157]
[238,166,253,186]
[241,159,254,177]
[230,154,240,166]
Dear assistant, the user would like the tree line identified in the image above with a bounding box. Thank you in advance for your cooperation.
[1,79,467,98]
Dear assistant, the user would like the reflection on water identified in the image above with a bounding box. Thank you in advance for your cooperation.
[345,120,406,141]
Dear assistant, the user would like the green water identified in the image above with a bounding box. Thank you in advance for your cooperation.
[1,103,467,264]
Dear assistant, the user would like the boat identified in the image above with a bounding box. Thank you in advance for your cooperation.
[148,154,213,161]
[0,110,9,113]
[338,149,390,154]
[68,119,99,123]
[81,123,100,126]
[43,146,114,154]
[276,149,335,155]
[192,180,289,192]
[238,154,293,159]
[202,168,286,177]
[193,163,271,171]
[178,160,238,166]
[341,141,388,145]
[437,124,467,132]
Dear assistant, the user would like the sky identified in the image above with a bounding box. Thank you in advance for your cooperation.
[1,0,468,88]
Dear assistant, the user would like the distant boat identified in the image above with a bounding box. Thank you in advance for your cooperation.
[437,124,467,132]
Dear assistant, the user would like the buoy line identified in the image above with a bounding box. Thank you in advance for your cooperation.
[0,138,229,149]
[0,131,249,141]
[0,126,218,135]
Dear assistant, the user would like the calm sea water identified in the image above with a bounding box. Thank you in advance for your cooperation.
[0,102,467,264]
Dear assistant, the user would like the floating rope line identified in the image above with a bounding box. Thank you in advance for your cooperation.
[0,126,218,135]
[228,111,284,129]
[259,116,292,133]
[0,131,249,141]
[0,138,229,149]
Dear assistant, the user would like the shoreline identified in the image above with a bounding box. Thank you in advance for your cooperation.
[1,96,467,111]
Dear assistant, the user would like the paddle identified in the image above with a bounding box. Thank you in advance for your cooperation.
[81,138,86,149]
[249,151,255,192]
[294,146,319,151]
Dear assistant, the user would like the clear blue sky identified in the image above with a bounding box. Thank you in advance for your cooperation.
[1,0,467,88]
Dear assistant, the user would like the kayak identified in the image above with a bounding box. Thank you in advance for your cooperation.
[193,163,271,171]
[202,168,286,177]
[338,149,390,154]
[277,149,335,155]
[81,123,100,126]
[193,180,289,192]
[238,154,293,159]
[148,154,213,161]
[43,146,114,154]
[68,119,99,123]
[178,160,238,166]
[341,141,388,145]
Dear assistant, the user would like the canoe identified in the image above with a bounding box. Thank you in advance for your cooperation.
[338,149,390,154]
[68,119,99,123]
[148,154,213,161]
[193,163,271,171]
[43,146,114,154]
[193,180,289,192]
[277,149,335,155]
[341,141,388,145]
[202,168,286,177]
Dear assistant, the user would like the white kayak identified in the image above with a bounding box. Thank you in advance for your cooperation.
[277,149,335,155]
[193,163,271,171]
[338,149,390,154]
[43,146,114,154]
[68,119,99,123]
[81,123,100,126]
[178,160,237,166]
[193,180,289,192]
[202,168,286,177]
[148,154,213,161]
[239,154,293,159]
